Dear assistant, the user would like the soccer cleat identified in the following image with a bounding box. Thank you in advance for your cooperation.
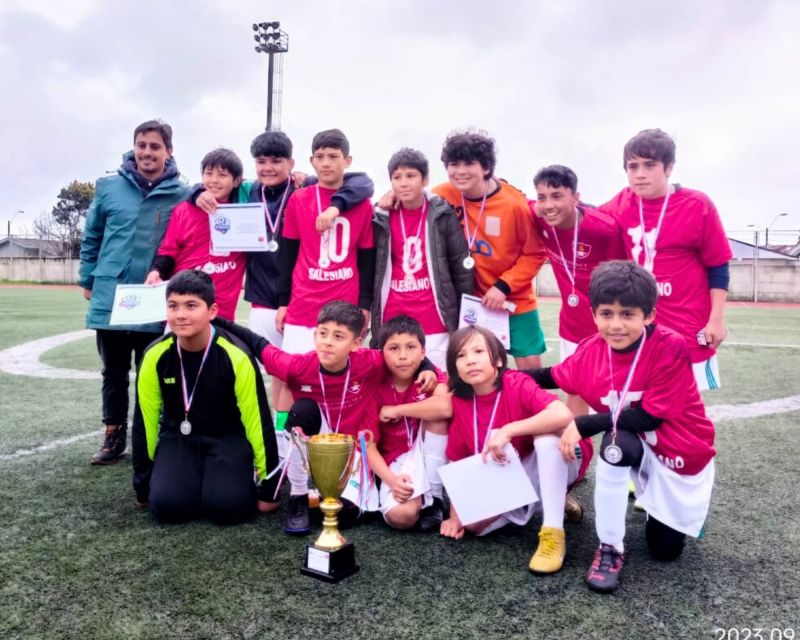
[337,498,363,530]
[90,424,128,465]
[564,492,584,523]
[284,494,311,535]
[586,544,625,594]
[418,497,445,532]
[628,479,636,496]
[529,526,566,574]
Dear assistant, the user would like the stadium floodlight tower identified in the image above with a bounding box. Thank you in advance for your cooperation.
[252,21,289,131]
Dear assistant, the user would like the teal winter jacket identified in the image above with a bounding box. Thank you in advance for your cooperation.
[78,152,190,332]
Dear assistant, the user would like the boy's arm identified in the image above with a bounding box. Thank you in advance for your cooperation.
[705,272,729,349]
[132,348,163,505]
[366,442,412,504]
[380,385,453,422]
[277,239,300,307]
[78,187,106,292]
[310,172,376,232]
[521,367,560,390]
[483,398,572,463]
[147,210,183,282]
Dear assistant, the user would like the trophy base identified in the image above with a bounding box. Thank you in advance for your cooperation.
[301,542,359,583]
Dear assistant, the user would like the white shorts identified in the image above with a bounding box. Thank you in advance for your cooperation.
[249,307,283,349]
[479,444,581,536]
[424,332,449,372]
[693,355,721,391]
[282,324,317,355]
[559,337,579,362]
[631,445,715,537]
[378,450,433,524]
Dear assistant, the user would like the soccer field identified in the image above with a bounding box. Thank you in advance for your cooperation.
[1,287,799,640]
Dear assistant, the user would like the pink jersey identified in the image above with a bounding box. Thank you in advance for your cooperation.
[260,345,382,442]
[599,187,733,363]
[282,185,374,327]
[552,325,716,475]
[446,370,559,463]
[157,201,245,321]
[531,204,627,343]
[374,368,448,466]
[382,205,447,335]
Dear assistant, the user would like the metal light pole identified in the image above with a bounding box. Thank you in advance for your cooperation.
[252,21,289,131]
[7,210,23,281]
[765,212,788,247]
[747,224,763,302]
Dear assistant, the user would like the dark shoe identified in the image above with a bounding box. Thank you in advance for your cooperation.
[337,498,362,530]
[586,544,625,594]
[564,492,584,524]
[90,424,128,465]
[284,494,311,535]
[418,497,445,532]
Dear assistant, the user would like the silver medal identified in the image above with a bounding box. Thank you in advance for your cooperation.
[463,256,475,269]
[604,443,622,465]
[267,240,279,252]
[180,420,192,436]
[567,293,579,307]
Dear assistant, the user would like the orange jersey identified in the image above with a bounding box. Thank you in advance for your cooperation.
[432,180,546,314]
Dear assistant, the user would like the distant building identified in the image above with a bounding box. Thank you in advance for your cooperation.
[0,237,63,258]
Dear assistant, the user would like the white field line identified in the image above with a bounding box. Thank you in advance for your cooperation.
[0,329,101,379]
[0,429,103,462]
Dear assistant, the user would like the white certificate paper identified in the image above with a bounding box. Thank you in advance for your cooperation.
[109,282,168,326]
[458,294,511,348]
[438,445,538,526]
[209,203,269,253]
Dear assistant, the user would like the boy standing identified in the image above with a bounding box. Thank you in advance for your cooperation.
[146,149,247,321]
[372,148,473,369]
[598,129,732,390]
[132,270,280,524]
[278,130,376,356]
[432,130,547,368]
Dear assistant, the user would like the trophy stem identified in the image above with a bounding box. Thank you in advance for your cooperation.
[314,498,347,551]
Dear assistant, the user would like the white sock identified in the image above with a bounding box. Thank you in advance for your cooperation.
[594,459,630,553]
[288,447,309,496]
[422,430,448,499]
[534,435,568,529]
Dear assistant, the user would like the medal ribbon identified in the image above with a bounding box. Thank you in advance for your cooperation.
[392,385,418,452]
[638,185,671,268]
[460,179,490,253]
[552,208,580,295]
[261,177,291,240]
[318,358,351,434]
[398,198,428,275]
[473,391,503,455]
[607,329,648,442]
[177,326,216,421]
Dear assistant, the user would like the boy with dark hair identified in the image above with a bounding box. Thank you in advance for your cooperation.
[80,119,190,466]
[146,148,247,321]
[277,129,376,356]
[214,300,439,534]
[598,129,733,390]
[526,260,716,593]
[372,148,473,369]
[431,129,548,369]
[368,315,450,531]
[132,269,281,524]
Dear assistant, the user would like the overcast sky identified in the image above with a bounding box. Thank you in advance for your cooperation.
[1,0,798,243]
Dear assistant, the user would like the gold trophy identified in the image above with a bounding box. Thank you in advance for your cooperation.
[291,430,362,582]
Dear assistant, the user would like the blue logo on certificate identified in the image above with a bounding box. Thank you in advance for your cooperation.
[214,217,231,235]
[119,295,141,309]
[462,308,478,325]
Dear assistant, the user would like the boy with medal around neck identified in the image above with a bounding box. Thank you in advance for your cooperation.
[431,129,548,369]
[213,300,440,535]
[371,148,473,370]
[525,261,717,594]
[191,131,375,434]
[598,129,733,391]
[132,270,282,524]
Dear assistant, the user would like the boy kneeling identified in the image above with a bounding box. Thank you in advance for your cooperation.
[132,270,280,523]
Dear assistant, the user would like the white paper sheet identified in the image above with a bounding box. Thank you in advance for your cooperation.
[439,445,538,526]
[109,282,169,325]
[458,294,511,348]
[209,203,269,253]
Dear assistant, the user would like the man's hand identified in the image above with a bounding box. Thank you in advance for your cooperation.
[481,286,507,311]
[389,474,414,503]
[82,288,92,301]
[440,516,465,539]
[377,189,397,210]
[196,191,218,214]
[482,427,511,464]
[703,317,727,349]
[415,370,438,394]
[144,271,163,285]
[258,499,280,513]
[558,421,582,464]
[316,206,340,233]
[275,306,287,335]
[379,405,400,423]
[291,171,308,188]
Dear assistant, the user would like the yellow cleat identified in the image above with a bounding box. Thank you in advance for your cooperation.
[529,526,566,574]
[564,492,583,523]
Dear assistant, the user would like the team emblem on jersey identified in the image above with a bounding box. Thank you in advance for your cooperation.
[202,262,216,275]
[413,392,428,402]
[462,308,478,326]
[300,385,313,393]
[119,294,140,309]
[576,243,591,259]
[541,229,549,238]
[214,217,231,235]
[349,380,362,394]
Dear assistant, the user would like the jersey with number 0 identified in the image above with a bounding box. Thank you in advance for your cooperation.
[599,186,732,363]
[551,324,716,475]
[282,185,374,327]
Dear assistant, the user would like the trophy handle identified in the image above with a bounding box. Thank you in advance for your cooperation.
[289,427,311,475]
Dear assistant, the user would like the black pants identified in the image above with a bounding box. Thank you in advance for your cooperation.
[600,430,687,561]
[149,433,257,525]
[96,329,159,425]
